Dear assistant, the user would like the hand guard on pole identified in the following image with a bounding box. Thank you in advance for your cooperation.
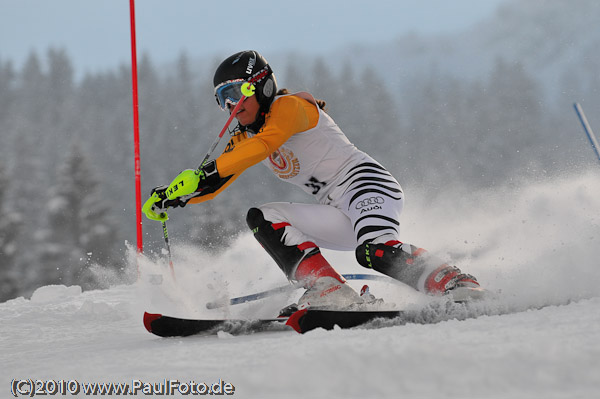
[142,185,180,222]
[142,160,221,222]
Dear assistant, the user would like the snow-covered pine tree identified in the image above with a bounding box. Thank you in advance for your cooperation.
[39,142,120,289]
[0,163,21,301]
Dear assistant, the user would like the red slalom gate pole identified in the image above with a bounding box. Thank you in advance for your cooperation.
[129,0,143,255]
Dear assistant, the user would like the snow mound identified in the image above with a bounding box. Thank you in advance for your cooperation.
[30,285,82,303]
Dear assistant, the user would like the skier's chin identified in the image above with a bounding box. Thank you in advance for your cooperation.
[235,111,256,126]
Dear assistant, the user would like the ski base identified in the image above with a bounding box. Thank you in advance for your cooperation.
[286,308,404,333]
[143,308,405,337]
[143,312,288,337]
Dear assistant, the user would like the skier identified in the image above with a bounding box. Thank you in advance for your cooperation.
[142,50,481,309]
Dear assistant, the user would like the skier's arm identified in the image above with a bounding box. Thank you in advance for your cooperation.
[216,95,319,176]
[185,134,246,204]
[187,95,319,204]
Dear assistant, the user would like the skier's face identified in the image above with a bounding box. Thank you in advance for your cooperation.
[228,95,260,126]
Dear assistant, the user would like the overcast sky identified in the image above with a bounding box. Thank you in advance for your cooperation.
[1,0,506,75]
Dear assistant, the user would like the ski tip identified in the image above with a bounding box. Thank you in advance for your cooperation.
[143,312,163,333]
[285,308,308,334]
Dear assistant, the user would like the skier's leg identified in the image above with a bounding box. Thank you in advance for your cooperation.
[246,205,363,309]
[334,160,480,295]
[355,240,479,294]
[250,202,358,251]
[246,205,347,284]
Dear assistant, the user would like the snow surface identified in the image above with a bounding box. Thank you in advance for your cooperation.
[3,171,600,399]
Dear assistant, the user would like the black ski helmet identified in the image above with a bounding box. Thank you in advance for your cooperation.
[213,50,277,113]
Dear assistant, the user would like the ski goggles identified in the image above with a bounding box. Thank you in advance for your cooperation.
[214,64,274,111]
[214,79,246,111]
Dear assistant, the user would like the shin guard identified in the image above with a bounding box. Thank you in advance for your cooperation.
[247,207,344,286]
[247,207,305,279]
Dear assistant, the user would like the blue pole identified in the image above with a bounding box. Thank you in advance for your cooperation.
[574,102,600,162]
[205,273,394,309]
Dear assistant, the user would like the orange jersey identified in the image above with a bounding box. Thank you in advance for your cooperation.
[188,93,318,204]
[189,92,361,204]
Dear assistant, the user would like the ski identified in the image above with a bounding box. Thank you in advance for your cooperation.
[143,308,405,337]
[143,312,289,337]
[144,287,492,337]
[286,308,404,333]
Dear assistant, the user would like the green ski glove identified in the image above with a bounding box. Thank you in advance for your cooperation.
[164,160,220,200]
[142,161,221,222]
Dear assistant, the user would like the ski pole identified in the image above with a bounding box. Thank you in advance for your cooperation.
[197,61,274,168]
[574,102,600,163]
[205,274,397,309]
[161,220,175,279]
[155,83,256,277]
[196,82,256,170]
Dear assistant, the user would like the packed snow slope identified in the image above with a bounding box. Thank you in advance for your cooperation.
[3,170,600,399]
